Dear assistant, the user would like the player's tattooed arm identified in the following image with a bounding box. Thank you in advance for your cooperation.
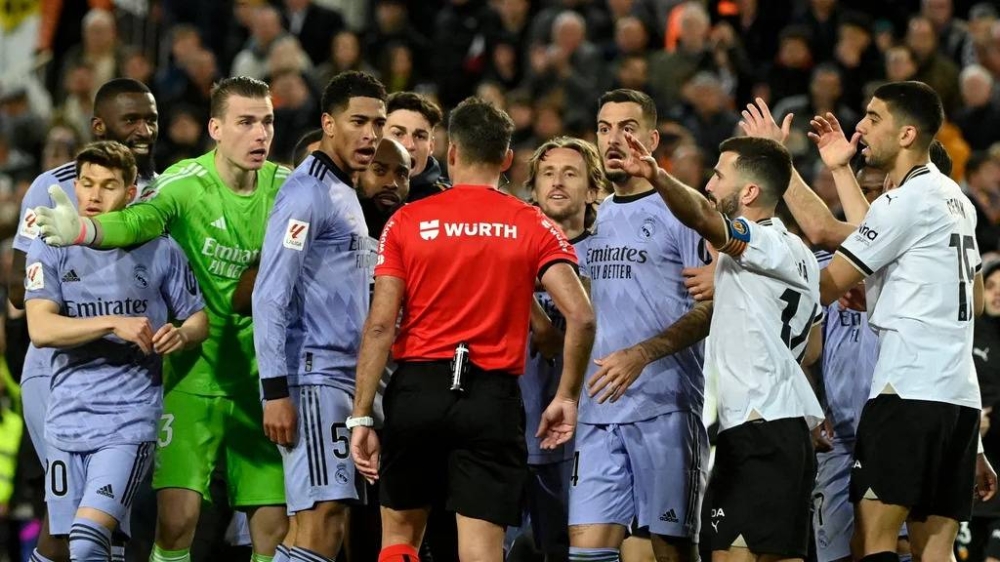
[588,300,713,404]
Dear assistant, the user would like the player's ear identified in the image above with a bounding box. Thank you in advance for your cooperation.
[125,184,137,203]
[208,117,222,142]
[500,148,514,173]
[321,112,336,137]
[91,117,105,137]
[447,143,457,168]
[898,125,918,149]
[647,128,660,153]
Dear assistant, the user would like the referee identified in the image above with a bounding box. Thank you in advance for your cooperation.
[349,97,596,562]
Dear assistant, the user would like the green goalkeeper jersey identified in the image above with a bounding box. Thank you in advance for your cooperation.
[93,150,289,396]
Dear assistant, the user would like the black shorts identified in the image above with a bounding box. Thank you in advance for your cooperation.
[708,417,815,557]
[850,395,979,522]
[379,361,528,527]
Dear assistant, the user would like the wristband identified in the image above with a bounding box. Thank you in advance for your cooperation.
[262,376,290,400]
[346,416,374,429]
[73,217,97,246]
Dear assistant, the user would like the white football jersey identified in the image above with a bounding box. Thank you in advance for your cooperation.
[708,216,825,431]
[838,163,981,409]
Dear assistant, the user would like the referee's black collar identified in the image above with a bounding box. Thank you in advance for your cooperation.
[310,150,354,186]
[899,163,931,187]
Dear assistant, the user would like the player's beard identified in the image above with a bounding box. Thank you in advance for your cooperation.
[603,159,629,185]
[135,153,155,180]
[718,191,741,219]
[862,143,891,171]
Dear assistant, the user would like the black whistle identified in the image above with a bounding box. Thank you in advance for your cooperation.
[450,342,470,392]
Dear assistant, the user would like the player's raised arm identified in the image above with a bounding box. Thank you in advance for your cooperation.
[607,132,728,249]
[738,98,858,250]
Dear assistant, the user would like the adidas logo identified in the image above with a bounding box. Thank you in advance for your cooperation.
[96,484,114,499]
[210,217,227,230]
[61,270,80,283]
[659,509,679,523]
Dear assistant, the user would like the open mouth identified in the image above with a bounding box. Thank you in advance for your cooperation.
[248,148,267,161]
[130,143,150,155]
[548,191,569,201]
[606,149,625,161]
[356,147,376,164]
[85,205,102,215]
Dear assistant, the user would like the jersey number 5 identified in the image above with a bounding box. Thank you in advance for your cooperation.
[949,234,976,322]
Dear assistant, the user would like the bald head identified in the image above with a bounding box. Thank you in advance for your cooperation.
[358,138,411,214]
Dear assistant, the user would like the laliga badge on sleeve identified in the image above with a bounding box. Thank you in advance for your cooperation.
[26,262,44,290]
[283,219,310,251]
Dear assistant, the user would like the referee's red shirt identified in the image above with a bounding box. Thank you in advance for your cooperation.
[375,184,578,374]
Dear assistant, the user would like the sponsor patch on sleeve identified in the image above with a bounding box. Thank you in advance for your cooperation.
[26,262,44,290]
[283,219,309,251]
[19,209,38,239]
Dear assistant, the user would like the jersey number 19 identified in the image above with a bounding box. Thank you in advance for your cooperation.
[949,233,976,322]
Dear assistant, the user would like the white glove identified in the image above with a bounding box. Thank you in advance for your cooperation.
[34,186,94,246]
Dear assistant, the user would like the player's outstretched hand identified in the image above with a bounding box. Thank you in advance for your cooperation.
[264,397,297,447]
[977,452,998,502]
[588,346,649,404]
[605,132,658,182]
[808,112,859,171]
[35,186,83,247]
[739,97,792,145]
[350,426,381,484]
[152,324,188,355]
[113,316,154,355]
[537,396,578,449]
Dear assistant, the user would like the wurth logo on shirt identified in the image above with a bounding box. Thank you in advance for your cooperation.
[419,220,518,240]
[283,219,310,251]
[420,220,439,240]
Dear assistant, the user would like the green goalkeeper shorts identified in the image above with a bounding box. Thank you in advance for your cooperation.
[153,387,285,507]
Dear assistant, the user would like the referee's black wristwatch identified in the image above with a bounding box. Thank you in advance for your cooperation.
[346,415,374,429]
